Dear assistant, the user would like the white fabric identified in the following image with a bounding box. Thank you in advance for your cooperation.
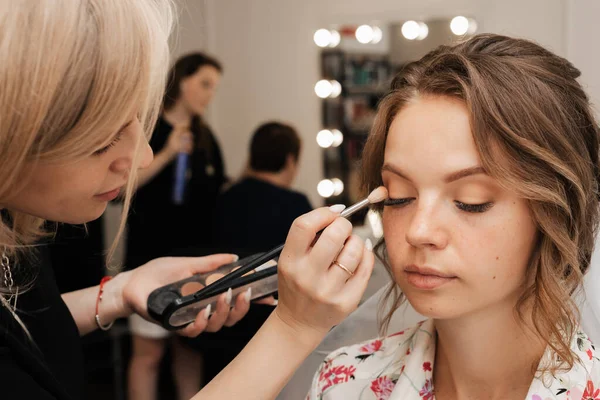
[307,319,600,400]
[128,313,171,340]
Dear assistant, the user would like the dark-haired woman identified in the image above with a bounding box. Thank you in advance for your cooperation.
[126,52,226,400]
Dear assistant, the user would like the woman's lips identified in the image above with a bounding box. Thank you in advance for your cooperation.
[403,265,457,290]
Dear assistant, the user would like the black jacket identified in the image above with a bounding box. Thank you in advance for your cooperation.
[0,247,83,399]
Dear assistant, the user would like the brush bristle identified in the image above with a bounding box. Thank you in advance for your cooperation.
[367,186,388,203]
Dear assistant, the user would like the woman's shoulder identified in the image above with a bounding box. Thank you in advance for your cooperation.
[308,320,432,399]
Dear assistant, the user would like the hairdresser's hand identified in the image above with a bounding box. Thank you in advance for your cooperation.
[120,254,251,337]
[274,207,375,340]
[164,124,193,159]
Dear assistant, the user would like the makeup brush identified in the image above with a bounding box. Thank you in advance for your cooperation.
[194,186,388,300]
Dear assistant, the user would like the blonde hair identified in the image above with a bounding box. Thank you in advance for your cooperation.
[0,0,174,297]
[362,34,600,375]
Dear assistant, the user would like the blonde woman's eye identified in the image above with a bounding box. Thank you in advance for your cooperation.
[93,131,124,156]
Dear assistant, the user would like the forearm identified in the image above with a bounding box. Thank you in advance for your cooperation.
[61,272,132,335]
[135,150,174,189]
[193,310,325,400]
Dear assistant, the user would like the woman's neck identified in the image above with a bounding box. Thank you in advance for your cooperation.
[432,298,546,400]
[163,101,194,127]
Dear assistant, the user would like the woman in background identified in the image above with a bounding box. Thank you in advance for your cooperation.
[126,53,227,400]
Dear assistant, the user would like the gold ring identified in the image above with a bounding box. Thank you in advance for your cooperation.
[333,261,354,277]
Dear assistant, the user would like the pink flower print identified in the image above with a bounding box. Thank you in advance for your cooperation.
[587,348,594,360]
[360,339,383,353]
[370,376,395,400]
[419,379,434,400]
[406,348,411,356]
[389,330,405,337]
[583,379,600,399]
[423,362,432,372]
[356,339,384,362]
[318,364,356,393]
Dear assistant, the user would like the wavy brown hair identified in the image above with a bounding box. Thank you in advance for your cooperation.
[361,34,600,374]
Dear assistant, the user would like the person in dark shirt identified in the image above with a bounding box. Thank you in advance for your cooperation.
[213,121,312,257]
[126,53,227,400]
[188,121,313,382]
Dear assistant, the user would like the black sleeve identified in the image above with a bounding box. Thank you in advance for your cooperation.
[0,350,58,400]
[149,122,169,153]
[210,131,228,189]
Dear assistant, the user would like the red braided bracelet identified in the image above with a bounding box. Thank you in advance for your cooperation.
[95,276,114,331]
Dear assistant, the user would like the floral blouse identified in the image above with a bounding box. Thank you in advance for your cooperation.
[307,319,600,400]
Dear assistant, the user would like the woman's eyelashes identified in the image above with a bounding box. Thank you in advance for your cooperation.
[383,197,494,213]
[454,201,494,213]
[94,118,136,156]
[383,197,413,207]
[94,131,123,155]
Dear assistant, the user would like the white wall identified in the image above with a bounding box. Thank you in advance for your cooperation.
[566,0,600,117]
[173,0,566,207]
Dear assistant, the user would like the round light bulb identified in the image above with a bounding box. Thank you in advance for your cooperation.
[329,30,341,47]
[314,29,332,47]
[417,22,429,40]
[316,130,334,148]
[331,178,344,196]
[315,80,333,98]
[401,20,420,40]
[355,25,374,44]
[317,179,335,198]
[331,129,344,147]
[467,19,478,34]
[450,16,469,36]
[371,26,383,44]
[330,80,342,98]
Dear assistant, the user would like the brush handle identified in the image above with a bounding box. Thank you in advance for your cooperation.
[194,244,284,300]
[340,198,369,219]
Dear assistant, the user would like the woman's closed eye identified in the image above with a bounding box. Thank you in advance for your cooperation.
[383,197,414,207]
[454,201,494,213]
[384,197,494,213]
[93,131,123,155]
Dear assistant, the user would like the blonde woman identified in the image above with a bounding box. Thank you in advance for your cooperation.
[308,34,600,400]
[0,2,374,399]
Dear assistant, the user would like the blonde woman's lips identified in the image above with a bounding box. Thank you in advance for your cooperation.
[95,187,121,201]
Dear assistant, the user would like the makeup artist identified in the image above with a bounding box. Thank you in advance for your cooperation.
[126,53,228,400]
[0,2,374,400]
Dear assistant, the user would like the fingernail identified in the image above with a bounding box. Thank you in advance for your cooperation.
[329,204,346,213]
[231,254,239,262]
[272,299,279,306]
[225,288,232,306]
[365,238,373,252]
[244,288,252,302]
[203,304,211,319]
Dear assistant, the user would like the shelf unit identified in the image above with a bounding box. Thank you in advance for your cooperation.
[319,49,392,217]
